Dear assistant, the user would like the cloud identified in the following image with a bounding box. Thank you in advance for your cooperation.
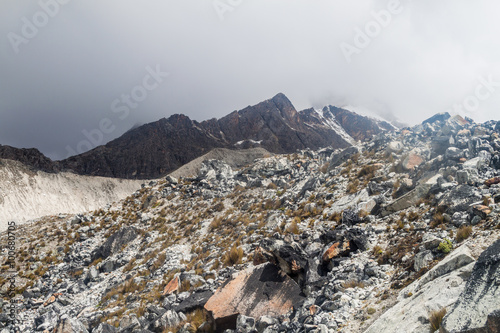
[1,0,499,159]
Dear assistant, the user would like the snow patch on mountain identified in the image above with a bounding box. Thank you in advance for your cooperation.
[314,109,357,146]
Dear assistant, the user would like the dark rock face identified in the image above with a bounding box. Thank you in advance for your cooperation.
[256,239,309,287]
[325,106,395,141]
[1,94,393,179]
[0,145,59,173]
[91,227,139,261]
[61,94,356,179]
[441,239,500,333]
[174,290,213,313]
[438,185,482,215]
[204,263,305,331]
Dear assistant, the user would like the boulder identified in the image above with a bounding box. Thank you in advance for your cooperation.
[445,147,464,161]
[438,185,482,215]
[341,209,362,226]
[199,159,234,181]
[472,205,491,220]
[54,317,89,333]
[416,244,474,288]
[414,250,433,272]
[441,239,500,332]
[387,141,404,154]
[204,263,305,331]
[383,175,439,215]
[328,146,360,170]
[491,155,500,170]
[401,151,425,171]
[163,276,180,295]
[256,239,308,285]
[149,310,180,332]
[485,177,500,187]
[422,234,442,250]
[92,323,117,333]
[365,246,475,333]
[91,227,139,261]
[322,241,350,263]
[236,315,256,332]
[174,290,213,313]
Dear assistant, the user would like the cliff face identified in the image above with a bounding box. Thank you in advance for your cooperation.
[0,145,59,173]
[0,94,394,179]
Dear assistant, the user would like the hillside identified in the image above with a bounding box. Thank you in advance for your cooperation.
[1,113,499,332]
[0,159,143,231]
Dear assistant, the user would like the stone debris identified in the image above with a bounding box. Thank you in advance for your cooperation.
[0,112,499,333]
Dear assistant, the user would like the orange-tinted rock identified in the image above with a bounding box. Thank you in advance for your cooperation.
[472,205,491,219]
[322,241,350,262]
[204,263,304,331]
[322,242,341,262]
[402,153,424,171]
[485,177,500,187]
[163,276,179,295]
[44,295,56,307]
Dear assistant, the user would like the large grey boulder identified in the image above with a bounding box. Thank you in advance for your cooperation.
[441,239,500,332]
[54,317,89,333]
[438,185,482,215]
[383,174,440,215]
[365,244,475,333]
[91,227,139,261]
[328,146,360,170]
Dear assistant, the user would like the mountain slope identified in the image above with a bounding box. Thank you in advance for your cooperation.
[0,94,395,179]
[2,114,499,332]
[58,94,394,179]
[0,159,143,230]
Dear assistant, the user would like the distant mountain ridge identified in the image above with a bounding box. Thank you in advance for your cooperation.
[0,93,394,179]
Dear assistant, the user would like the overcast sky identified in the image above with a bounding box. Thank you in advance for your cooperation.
[1,0,500,160]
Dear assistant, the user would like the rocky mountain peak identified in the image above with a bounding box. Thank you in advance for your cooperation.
[1,95,394,179]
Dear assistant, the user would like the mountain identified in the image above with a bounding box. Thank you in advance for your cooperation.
[2,113,499,332]
[0,144,59,173]
[0,93,395,179]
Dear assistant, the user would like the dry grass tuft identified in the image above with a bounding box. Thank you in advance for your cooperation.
[429,308,447,332]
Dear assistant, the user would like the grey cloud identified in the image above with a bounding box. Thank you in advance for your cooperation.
[1,0,499,160]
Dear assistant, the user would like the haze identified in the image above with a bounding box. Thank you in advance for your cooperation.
[1,0,499,160]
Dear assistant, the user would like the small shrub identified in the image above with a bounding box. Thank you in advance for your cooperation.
[224,245,243,267]
[430,213,445,229]
[179,280,191,292]
[346,179,360,194]
[407,210,419,222]
[267,183,278,190]
[429,308,447,332]
[213,202,225,212]
[367,307,376,315]
[372,245,383,256]
[342,280,365,289]
[320,162,330,174]
[438,239,453,254]
[455,226,472,243]
[287,217,300,235]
